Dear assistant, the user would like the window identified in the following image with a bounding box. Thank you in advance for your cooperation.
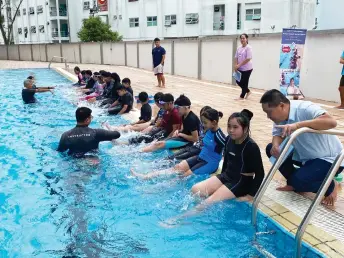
[23,8,26,15]
[30,26,36,33]
[37,5,43,14]
[165,15,176,26]
[83,1,90,10]
[246,8,261,20]
[39,25,45,33]
[185,13,198,24]
[24,27,28,38]
[129,18,139,27]
[29,7,34,15]
[18,28,22,34]
[147,16,157,27]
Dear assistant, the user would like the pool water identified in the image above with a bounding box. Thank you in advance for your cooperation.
[0,69,323,258]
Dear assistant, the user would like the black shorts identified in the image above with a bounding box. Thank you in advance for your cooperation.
[186,156,219,175]
[168,145,201,160]
[340,75,344,87]
[227,175,254,198]
[217,173,240,191]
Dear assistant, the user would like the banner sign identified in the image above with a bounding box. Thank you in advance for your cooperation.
[98,0,108,12]
[279,29,307,99]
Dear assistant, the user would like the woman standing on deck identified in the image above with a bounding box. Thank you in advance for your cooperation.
[234,34,253,101]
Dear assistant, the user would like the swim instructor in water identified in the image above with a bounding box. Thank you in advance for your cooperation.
[22,79,54,104]
[57,107,121,158]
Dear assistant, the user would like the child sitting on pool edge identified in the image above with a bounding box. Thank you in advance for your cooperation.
[108,84,133,115]
[131,108,225,179]
[103,91,152,132]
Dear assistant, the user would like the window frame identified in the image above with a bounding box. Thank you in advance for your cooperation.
[129,17,139,28]
[147,16,157,27]
[165,14,177,25]
[185,13,199,24]
[245,8,261,21]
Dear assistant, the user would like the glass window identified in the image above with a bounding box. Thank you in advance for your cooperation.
[129,18,139,27]
[147,16,157,27]
[185,13,199,24]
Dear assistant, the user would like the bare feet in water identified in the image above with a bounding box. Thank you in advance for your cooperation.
[276,185,294,191]
[130,168,146,179]
[322,181,339,206]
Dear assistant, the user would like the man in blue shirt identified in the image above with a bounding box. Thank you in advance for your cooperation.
[335,51,344,109]
[261,89,343,206]
[152,38,166,88]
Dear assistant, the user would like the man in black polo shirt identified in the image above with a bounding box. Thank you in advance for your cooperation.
[22,79,54,104]
[57,107,121,157]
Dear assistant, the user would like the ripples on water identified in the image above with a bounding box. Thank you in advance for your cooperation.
[0,69,321,258]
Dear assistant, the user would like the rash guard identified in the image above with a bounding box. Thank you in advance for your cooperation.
[57,125,120,157]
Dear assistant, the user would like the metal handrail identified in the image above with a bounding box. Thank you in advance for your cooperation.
[48,56,67,70]
[251,127,344,258]
[295,149,344,257]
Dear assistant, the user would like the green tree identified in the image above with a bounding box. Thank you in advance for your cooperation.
[78,16,122,42]
[0,0,24,45]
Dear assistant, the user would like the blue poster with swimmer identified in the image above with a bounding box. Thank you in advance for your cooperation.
[279,29,307,99]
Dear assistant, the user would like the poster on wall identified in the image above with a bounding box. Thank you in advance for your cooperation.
[279,28,307,99]
[98,0,108,12]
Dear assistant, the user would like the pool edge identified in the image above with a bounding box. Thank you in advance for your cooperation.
[55,66,344,258]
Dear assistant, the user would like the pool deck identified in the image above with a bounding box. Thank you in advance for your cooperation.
[4,60,344,257]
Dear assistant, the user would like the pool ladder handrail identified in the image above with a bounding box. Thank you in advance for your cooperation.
[48,56,68,70]
[251,127,344,258]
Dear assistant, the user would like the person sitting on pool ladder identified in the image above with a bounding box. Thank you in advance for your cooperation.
[108,85,133,115]
[57,107,121,158]
[142,94,200,152]
[131,108,226,179]
[22,79,55,104]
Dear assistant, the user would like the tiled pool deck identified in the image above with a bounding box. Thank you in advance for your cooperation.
[4,60,344,257]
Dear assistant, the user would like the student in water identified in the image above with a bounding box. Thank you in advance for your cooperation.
[22,79,54,104]
[131,108,226,179]
[191,109,264,204]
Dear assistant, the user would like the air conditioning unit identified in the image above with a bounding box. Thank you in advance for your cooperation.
[83,1,90,10]
[37,5,43,14]
[18,28,22,34]
[39,25,45,33]
[252,15,261,20]
[31,26,36,33]
[29,7,35,15]
[113,15,117,20]
[23,8,27,15]
[164,20,171,27]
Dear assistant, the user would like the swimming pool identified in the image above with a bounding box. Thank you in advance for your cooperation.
[0,68,324,257]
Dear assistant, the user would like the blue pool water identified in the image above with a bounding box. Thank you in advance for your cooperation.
[0,69,323,257]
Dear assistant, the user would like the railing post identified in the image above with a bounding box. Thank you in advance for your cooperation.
[60,43,63,63]
[79,43,82,64]
[30,44,33,61]
[100,42,104,65]
[232,37,238,85]
[198,39,202,80]
[45,44,48,62]
[124,42,127,66]
[171,40,175,75]
[6,45,9,60]
[137,42,139,68]
[18,45,21,61]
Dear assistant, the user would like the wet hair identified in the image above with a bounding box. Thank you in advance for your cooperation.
[81,70,86,75]
[229,109,253,132]
[85,70,92,76]
[240,33,249,43]
[260,89,290,108]
[27,76,34,80]
[76,107,92,123]
[122,78,131,85]
[74,66,81,72]
[138,91,149,102]
[111,73,121,83]
[154,92,164,103]
[23,79,32,87]
[202,108,223,122]
[154,38,160,42]
[200,106,212,116]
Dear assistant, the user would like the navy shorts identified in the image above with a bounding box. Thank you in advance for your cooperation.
[186,156,219,175]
